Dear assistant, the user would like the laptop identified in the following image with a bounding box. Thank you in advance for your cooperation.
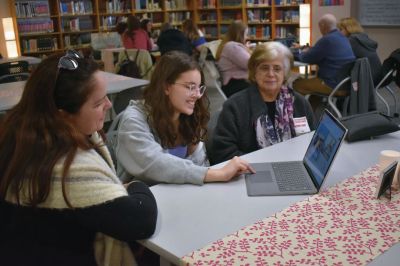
[245,110,347,196]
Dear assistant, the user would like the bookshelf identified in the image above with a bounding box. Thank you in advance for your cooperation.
[10,0,311,57]
[10,0,194,56]
[196,0,311,42]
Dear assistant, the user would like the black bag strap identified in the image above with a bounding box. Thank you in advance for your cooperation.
[123,49,131,61]
[123,49,139,62]
[133,49,140,63]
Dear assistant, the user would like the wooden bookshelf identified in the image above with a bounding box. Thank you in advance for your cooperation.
[197,0,312,42]
[10,0,311,57]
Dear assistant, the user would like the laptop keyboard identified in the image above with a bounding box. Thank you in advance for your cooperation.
[272,162,312,191]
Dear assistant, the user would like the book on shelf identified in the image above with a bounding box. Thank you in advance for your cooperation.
[21,37,57,53]
[59,0,93,15]
[197,0,216,8]
[15,0,50,17]
[17,18,54,34]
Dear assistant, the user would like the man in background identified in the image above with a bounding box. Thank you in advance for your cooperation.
[293,14,355,109]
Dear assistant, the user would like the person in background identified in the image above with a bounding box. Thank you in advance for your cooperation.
[337,17,382,85]
[115,21,128,36]
[140,18,156,48]
[212,42,315,164]
[116,51,254,185]
[293,14,355,109]
[122,15,153,51]
[157,22,192,56]
[216,20,252,98]
[182,19,206,53]
[0,51,157,265]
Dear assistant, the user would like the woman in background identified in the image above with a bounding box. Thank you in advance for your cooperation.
[337,17,382,85]
[116,51,254,185]
[212,42,315,163]
[216,20,252,97]
[122,15,153,51]
[182,19,206,53]
[0,51,157,265]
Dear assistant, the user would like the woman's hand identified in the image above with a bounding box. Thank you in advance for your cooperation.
[204,156,256,182]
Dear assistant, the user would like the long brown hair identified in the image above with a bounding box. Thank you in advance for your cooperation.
[0,54,100,207]
[216,20,248,60]
[182,19,200,41]
[143,51,210,148]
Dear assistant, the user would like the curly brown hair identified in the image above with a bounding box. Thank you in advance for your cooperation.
[143,51,210,148]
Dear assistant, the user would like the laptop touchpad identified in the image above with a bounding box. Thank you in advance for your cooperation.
[248,171,273,184]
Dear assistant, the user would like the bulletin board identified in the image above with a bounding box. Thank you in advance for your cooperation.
[357,0,400,26]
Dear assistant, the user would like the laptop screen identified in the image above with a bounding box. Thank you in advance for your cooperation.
[303,110,347,188]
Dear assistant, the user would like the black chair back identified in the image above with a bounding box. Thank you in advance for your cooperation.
[0,61,29,76]
[0,73,30,84]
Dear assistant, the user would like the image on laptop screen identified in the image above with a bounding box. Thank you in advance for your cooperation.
[303,112,347,186]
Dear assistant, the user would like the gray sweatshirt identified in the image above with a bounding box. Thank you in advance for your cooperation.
[116,100,208,185]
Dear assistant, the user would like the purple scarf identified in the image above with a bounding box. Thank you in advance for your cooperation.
[255,86,296,148]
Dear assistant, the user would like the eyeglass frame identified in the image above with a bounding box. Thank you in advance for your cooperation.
[173,82,207,97]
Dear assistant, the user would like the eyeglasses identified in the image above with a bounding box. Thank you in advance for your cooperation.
[257,64,284,74]
[174,82,207,97]
[58,49,81,71]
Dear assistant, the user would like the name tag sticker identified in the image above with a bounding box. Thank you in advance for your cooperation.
[293,116,310,135]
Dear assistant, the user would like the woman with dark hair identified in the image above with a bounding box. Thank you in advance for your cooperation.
[157,22,192,56]
[0,51,157,265]
[216,20,252,97]
[116,51,254,185]
[122,15,153,51]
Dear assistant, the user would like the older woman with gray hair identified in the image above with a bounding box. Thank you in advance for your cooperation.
[211,41,315,164]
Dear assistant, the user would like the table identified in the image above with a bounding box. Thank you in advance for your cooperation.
[141,131,400,266]
[0,56,41,66]
[294,60,310,78]
[0,71,148,112]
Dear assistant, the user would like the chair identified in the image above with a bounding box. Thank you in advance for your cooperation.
[198,44,227,101]
[374,49,400,117]
[205,109,221,165]
[328,58,376,118]
[112,86,145,115]
[0,61,29,76]
[0,73,30,84]
[105,111,124,167]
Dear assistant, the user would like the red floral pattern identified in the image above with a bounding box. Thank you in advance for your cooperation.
[182,166,400,265]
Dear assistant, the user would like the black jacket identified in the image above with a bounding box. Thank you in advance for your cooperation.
[211,85,316,164]
[348,33,382,85]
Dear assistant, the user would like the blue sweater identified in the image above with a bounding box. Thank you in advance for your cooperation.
[299,29,355,88]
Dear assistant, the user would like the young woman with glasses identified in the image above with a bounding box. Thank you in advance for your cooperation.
[116,51,254,185]
[0,51,157,265]
[212,42,316,164]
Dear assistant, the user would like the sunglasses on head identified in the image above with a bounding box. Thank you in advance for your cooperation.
[58,49,82,71]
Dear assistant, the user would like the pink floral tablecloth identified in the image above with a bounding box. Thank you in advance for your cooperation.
[182,166,400,266]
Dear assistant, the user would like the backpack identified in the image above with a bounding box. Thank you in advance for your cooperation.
[198,46,227,100]
[117,49,142,78]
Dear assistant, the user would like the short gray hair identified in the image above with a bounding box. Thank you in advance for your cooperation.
[248,41,293,83]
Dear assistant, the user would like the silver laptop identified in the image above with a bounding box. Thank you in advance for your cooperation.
[245,110,347,196]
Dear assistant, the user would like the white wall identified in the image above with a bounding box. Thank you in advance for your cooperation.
[311,0,400,62]
[311,0,351,43]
